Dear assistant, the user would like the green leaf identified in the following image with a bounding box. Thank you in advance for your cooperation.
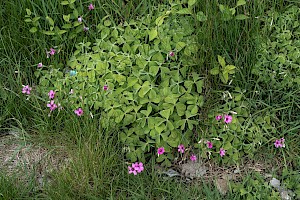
[196,80,204,93]
[138,81,151,97]
[61,1,69,5]
[148,117,155,129]
[188,0,197,7]
[177,8,192,15]
[149,65,159,76]
[166,120,174,130]
[73,9,79,18]
[224,142,232,150]
[236,0,246,6]
[176,103,186,117]
[115,110,125,123]
[155,16,165,26]
[141,104,152,117]
[57,30,67,35]
[63,14,70,22]
[149,29,158,41]
[235,14,249,20]
[223,71,229,83]
[187,120,197,130]
[149,90,160,103]
[104,20,111,26]
[32,17,40,22]
[62,23,72,29]
[162,159,172,167]
[176,42,186,52]
[184,80,194,92]
[160,109,171,119]
[155,124,166,134]
[123,114,134,126]
[156,154,166,163]
[24,18,32,23]
[127,77,138,87]
[210,67,219,75]
[196,11,207,22]
[218,55,226,68]
[26,8,32,16]
[46,16,54,26]
[29,27,38,33]
[152,52,164,62]
[225,65,236,71]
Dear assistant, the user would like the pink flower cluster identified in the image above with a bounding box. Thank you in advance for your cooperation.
[274,138,285,148]
[159,145,198,162]
[216,114,232,124]
[46,90,58,112]
[22,85,32,95]
[128,162,144,175]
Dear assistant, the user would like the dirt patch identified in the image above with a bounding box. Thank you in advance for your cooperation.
[0,133,69,186]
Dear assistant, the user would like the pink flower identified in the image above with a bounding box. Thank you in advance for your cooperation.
[47,100,58,111]
[132,162,144,173]
[103,85,108,91]
[274,138,285,148]
[88,3,94,10]
[78,16,82,23]
[224,115,232,124]
[206,141,213,149]
[128,162,144,175]
[128,166,137,175]
[22,85,32,95]
[215,115,222,121]
[69,89,74,94]
[190,154,197,162]
[220,148,226,157]
[178,144,185,153]
[169,51,175,57]
[48,90,55,99]
[49,48,56,56]
[38,63,43,68]
[157,147,165,155]
[74,108,84,116]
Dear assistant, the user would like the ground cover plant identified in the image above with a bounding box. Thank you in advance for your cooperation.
[0,0,299,199]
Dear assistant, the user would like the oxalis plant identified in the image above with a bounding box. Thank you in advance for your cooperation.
[27,1,206,167]
[23,1,287,175]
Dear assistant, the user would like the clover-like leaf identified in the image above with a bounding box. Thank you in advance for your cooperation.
[138,81,151,97]
[149,65,159,76]
[176,42,186,52]
[149,29,158,41]
[160,109,171,120]
[176,103,186,117]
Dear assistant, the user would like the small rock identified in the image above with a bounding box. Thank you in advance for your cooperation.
[280,190,291,200]
[162,169,181,177]
[270,178,281,189]
[216,178,228,195]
